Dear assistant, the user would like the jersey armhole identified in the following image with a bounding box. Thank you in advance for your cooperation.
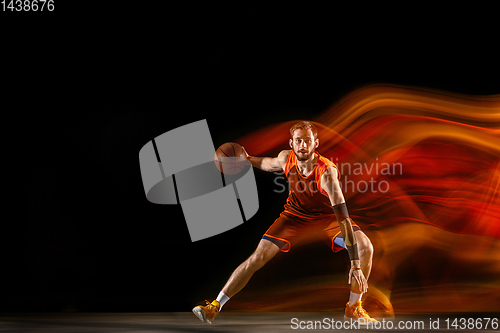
[284,150,295,176]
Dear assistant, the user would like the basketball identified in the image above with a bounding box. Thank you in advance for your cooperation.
[214,142,249,175]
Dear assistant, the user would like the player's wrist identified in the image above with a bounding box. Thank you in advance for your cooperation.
[247,156,260,168]
[350,260,361,269]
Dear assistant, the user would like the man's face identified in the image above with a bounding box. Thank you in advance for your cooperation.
[289,129,319,161]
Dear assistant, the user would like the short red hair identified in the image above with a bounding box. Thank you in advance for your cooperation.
[289,121,318,140]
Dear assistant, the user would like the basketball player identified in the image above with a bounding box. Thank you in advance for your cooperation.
[193,121,376,324]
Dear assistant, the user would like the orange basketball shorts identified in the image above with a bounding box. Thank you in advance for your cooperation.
[262,211,360,253]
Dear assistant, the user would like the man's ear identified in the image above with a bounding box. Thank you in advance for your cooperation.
[289,139,293,149]
[315,139,319,149]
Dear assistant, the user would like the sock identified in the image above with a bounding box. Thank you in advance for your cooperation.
[348,291,363,307]
[216,292,230,310]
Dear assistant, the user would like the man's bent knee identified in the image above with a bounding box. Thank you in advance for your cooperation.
[247,239,279,269]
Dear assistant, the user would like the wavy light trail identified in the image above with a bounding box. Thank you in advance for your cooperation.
[233,84,500,314]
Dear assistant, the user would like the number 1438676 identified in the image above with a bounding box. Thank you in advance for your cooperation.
[2,0,54,11]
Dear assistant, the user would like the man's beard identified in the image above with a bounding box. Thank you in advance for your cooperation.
[295,149,314,161]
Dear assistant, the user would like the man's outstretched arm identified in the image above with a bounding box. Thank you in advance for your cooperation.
[243,148,290,172]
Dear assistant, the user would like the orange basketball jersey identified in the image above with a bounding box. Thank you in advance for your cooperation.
[283,150,341,219]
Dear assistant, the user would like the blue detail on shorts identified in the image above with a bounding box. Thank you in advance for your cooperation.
[333,226,361,249]
[262,235,287,249]
[334,236,346,248]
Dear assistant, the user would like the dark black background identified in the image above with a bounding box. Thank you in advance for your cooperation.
[3,4,499,312]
